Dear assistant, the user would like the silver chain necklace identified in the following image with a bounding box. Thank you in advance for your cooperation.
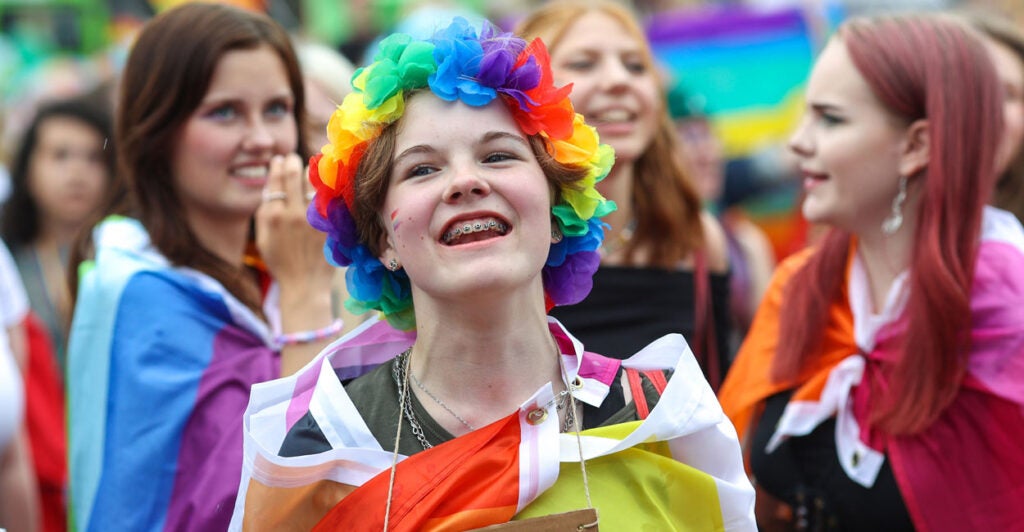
[392,348,582,451]
[391,349,433,450]
[409,363,476,431]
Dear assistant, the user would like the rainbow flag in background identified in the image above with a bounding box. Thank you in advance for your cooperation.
[66,217,281,531]
[648,3,846,258]
[149,0,267,13]
[648,3,845,159]
[230,318,757,530]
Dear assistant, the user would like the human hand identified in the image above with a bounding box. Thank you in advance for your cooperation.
[256,153,338,375]
[255,153,335,307]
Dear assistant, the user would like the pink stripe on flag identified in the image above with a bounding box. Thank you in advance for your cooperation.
[286,320,414,429]
[578,352,621,386]
[286,367,321,430]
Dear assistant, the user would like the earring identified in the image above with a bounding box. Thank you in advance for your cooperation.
[550,226,564,244]
[881,176,908,235]
[387,258,400,271]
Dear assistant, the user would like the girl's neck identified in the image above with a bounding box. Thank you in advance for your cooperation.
[409,291,565,416]
[855,221,915,314]
[33,230,72,325]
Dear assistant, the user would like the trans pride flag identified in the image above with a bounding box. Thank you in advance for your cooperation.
[67,217,280,531]
[230,318,756,530]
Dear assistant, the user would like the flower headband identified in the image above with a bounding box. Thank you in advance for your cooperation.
[306,17,615,331]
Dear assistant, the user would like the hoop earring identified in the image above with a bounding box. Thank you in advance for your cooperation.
[387,258,401,271]
[881,176,908,235]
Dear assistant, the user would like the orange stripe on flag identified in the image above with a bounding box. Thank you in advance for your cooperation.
[422,505,520,532]
[720,246,857,441]
[315,413,523,531]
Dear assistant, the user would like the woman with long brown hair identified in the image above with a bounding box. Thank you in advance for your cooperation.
[65,3,336,529]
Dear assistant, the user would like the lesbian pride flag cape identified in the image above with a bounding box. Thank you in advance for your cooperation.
[230,318,756,530]
[720,207,1024,531]
[67,216,281,531]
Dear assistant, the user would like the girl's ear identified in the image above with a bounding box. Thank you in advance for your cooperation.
[898,119,929,178]
[376,229,398,271]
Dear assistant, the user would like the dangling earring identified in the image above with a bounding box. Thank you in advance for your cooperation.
[881,176,908,235]
[387,258,401,271]
[550,226,564,244]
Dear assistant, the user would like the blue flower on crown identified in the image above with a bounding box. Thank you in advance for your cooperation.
[429,18,494,105]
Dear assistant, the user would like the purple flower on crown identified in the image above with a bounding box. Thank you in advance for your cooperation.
[479,26,542,113]
[543,218,605,305]
[307,197,359,267]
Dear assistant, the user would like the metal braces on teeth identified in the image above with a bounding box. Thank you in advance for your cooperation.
[443,219,507,243]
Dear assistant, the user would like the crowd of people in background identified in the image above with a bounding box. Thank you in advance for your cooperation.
[0,0,1022,530]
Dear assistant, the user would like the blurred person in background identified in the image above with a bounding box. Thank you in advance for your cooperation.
[65,3,337,530]
[517,0,733,390]
[1,96,114,368]
[294,37,355,153]
[719,13,1024,530]
[0,95,114,532]
[962,10,1024,224]
[668,82,776,355]
[0,238,39,532]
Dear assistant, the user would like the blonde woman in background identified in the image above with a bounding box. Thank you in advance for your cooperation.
[517,1,733,390]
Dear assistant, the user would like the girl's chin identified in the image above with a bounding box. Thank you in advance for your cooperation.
[800,202,831,226]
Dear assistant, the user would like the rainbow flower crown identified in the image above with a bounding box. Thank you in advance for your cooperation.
[306,17,615,330]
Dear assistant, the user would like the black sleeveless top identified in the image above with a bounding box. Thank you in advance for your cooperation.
[550,265,731,386]
[750,390,914,531]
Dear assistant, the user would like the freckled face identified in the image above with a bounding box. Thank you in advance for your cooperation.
[378,94,553,303]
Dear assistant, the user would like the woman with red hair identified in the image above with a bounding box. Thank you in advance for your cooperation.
[719,13,1024,530]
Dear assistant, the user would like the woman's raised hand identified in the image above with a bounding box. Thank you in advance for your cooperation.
[256,153,337,375]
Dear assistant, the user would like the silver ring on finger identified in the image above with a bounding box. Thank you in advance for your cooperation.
[262,191,288,203]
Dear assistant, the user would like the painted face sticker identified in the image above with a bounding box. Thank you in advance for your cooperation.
[391,208,402,232]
